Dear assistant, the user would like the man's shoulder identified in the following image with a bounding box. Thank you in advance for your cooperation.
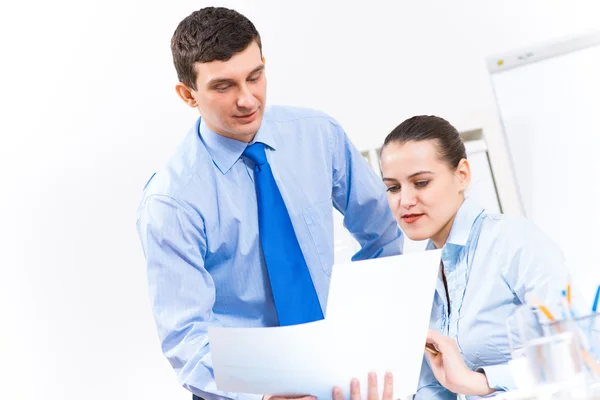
[264,105,341,127]
[138,124,211,209]
[263,106,345,146]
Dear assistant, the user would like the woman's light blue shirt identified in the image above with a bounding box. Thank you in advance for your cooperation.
[416,198,569,399]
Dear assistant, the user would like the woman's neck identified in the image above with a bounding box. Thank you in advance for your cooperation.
[430,197,465,249]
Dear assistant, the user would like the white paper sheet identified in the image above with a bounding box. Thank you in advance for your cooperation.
[209,249,441,399]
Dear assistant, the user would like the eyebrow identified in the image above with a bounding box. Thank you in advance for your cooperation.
[382,171,433,182]
[408,170,433,179]
[207,64,265,87]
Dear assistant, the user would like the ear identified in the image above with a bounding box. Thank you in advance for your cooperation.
[455,158,471,192]
[175,82,198,108]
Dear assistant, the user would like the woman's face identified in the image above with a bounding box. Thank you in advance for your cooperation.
[380,139,471,248]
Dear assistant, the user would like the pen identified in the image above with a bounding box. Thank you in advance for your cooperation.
[425,343,439,355]
[592,285,600,313]
[536,303,555,321]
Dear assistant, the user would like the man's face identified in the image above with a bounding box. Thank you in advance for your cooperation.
[184,41,267,142]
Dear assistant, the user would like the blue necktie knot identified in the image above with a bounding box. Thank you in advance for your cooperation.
[243,143,268,166]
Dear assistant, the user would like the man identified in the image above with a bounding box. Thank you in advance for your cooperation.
[136,6,402,400]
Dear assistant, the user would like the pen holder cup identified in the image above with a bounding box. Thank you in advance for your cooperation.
[506,306,585,389]
[543,312,600,383]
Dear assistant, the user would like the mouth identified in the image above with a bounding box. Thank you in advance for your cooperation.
[234,109,258,121]
[401,213,424,224]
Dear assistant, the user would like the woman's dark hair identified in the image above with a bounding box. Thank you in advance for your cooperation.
[382,115,467,168]
[171,7,262,90]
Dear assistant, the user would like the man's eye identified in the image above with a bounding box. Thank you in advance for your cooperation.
[248,72,262,82]
[215,85,231,92]
[386,185,401,193]
[415,181,429,188]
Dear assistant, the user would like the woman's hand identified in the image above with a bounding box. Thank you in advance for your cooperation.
[425,329,495,396]
[332,372,394,400]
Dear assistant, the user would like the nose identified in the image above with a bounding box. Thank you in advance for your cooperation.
[236,84,256,110]
[400,186,418,209]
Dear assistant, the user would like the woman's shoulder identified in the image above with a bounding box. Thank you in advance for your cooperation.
[480,212,540,237]
[477,211,561,256]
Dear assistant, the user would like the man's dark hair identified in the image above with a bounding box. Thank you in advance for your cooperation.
[171,7,262,90]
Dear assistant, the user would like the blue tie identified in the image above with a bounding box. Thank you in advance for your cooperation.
[243,142,324,326]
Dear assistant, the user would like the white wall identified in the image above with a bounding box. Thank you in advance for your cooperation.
[1,1,599,399]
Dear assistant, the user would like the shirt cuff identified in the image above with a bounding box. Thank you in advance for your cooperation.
[477,363,516,392]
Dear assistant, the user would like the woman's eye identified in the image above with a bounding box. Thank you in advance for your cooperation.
[386,185,401,193]
[415,180,429,188]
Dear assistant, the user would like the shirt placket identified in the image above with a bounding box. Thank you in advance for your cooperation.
[442,247,468,340]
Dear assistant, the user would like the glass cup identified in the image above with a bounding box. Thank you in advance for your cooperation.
[506,305,590,394]
[545,312,600,384]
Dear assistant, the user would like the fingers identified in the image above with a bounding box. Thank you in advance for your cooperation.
[426,329,444,357]
[332,387,344,400]
[382,372,393,400]
[341,373,394,400]
[350,378,361,400]
[367,372,379,400]
[427,329,456,353]
[332,379,361,400]
[426,328,444,345]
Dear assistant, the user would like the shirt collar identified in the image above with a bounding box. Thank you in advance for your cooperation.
[197,114,278,174]
[425,197,485,250]
[445,197,485,247]
[250,115,277,151]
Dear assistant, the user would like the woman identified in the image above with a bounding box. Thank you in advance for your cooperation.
[335,115,569,400]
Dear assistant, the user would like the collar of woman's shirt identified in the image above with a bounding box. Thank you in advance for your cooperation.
[426,198,485,273]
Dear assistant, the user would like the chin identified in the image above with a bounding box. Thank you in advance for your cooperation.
[236,118,262,134]
[401,227,430,242]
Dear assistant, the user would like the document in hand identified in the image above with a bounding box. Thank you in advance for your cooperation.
[209,249,441,399]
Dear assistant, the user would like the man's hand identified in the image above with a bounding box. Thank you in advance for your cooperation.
[425,329,495,396]
[332,371,394,400]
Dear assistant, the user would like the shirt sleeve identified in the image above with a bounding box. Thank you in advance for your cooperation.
[328,120,403,259]
[489,217,571,394]
[477,363,515,392]
[137,194,262,400]
[501,217,571,315]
